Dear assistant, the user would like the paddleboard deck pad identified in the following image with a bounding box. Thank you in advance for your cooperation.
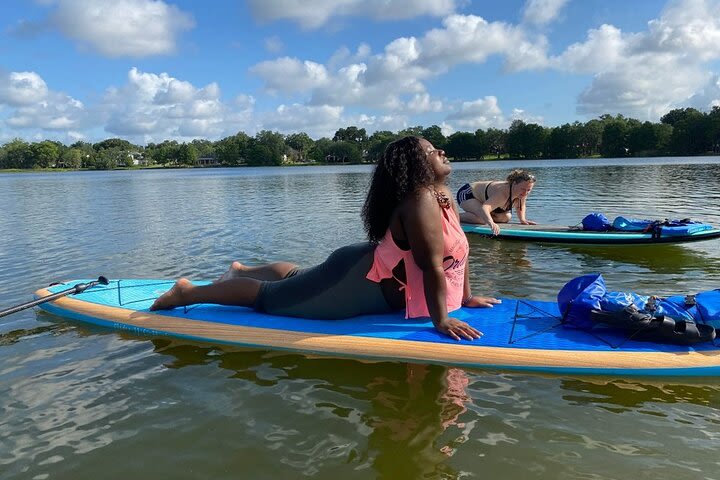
[462,223,720,244]
[35,279,720,376]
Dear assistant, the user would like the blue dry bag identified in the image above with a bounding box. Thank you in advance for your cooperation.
[581,212,611,231]
[612,216,651,232]
[557,273,607,329]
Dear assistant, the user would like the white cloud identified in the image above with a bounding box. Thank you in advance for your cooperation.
[100,68,248,142]
[552,24,626,74]
[327,44,372,71]
[355,114,409,134]
[445,96,506,130]
[250,13,548,117]
[0,71,49,106]
[554,0,720,120]
[577,56,710,120]
[406,93,443,113]
[640,0,720,61]
[522,0,569,26]
[250,57,330,94]
[247,0,460,29]
[510,108,544,125]
[261,103,344,138]
[688,74,720,109]
[420,15,549,71]
[0,70,86,131]
[48,0,194,57]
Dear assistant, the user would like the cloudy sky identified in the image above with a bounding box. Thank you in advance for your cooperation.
[1,0,720,145]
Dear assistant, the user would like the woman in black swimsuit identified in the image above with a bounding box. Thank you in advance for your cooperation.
[456,169,536,235]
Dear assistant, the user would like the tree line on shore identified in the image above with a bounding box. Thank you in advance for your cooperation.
[1,107,719,170]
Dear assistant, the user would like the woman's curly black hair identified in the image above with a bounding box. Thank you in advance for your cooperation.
[362,136,437,244]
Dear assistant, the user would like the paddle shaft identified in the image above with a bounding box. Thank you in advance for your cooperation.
[0,276,109,319]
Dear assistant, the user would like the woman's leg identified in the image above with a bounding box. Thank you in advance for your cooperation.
[255,243,392,319]
[458,199,487,224]
[491,211,512,224]
[217,261,299,282]
[151,277,262,310]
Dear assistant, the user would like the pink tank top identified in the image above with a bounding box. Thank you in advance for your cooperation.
[366,203,469,319]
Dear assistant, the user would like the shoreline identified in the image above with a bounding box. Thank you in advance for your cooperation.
[2,153,720,174]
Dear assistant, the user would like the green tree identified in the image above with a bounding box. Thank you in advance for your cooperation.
[32,140,60,168]
[398,126,424,137]
[246,143,276,166]
[578,119,603,156]
[94,147,122,169]
[308,137,334,163]
[121,153,135,168]
[177,143,198,166]
[93,138,133,152]
[326,140,362,163]
[709,106,720,153]
[60,148,83,169]
[484,128,507,158]
[660,108,702,127]
[252,130,285,166]
[147,140,180,166]
[668,111,710,155]
[1,139,32,169]
[68,141,95,167]
[365,131,398,162]
[654,123,673,154]
[444,132,478,160]
[547,123,582,159]
[333,126,367,144]
[214,133,250,166]
[600,117,630,157]
[421,125,445,148]
[506,120,547,159]
[285,132,314,162]
[191,139,215,159]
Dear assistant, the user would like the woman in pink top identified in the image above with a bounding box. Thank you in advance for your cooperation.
[151,136,499,340]
[363,136,499,339]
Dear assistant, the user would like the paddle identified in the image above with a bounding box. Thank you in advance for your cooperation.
[0,276,109,319]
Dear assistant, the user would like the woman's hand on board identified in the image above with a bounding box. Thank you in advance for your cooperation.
[463,295,501,308]
[434,317,483,341]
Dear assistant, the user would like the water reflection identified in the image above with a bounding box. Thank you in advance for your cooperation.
[549,243,720,275]
[6,314,720,479]
[465,233,720,299]
[131,335,720,478]
[149,338,472,478]
[560,377,720,412]
[0,324,68,347]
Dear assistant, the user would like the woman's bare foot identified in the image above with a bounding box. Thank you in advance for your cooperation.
[150,278,194,310]
[216,261,246,283]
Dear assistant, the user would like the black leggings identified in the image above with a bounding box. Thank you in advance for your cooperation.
[253,242,394,319]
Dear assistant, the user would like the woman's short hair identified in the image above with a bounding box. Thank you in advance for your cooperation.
[506,169,536,184]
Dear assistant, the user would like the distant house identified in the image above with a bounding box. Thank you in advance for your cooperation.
[128,151,147,166]
[198,156,220,166]
[325,154,348,164]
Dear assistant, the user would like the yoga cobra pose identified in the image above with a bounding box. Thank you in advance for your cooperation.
[152,136,500,340]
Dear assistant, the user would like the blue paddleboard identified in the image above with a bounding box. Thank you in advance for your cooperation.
[34,279,720,377]
[462,223,720,244]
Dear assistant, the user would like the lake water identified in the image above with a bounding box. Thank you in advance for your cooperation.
[1,157,720,479]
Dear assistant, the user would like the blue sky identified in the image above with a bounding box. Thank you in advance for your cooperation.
[1,0,719,145]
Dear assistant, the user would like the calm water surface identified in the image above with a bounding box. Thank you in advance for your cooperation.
[1,157,720,479]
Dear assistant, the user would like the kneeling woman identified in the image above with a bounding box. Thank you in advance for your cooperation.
[456,169,537,235]
[151,136,499,340]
